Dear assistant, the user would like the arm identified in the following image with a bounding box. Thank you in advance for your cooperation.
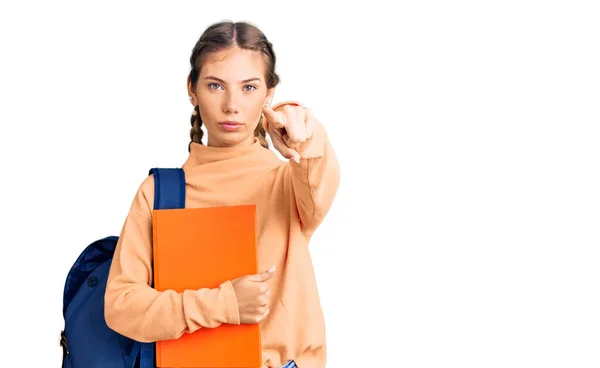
[274,102,341,235]
[104,177,240,343]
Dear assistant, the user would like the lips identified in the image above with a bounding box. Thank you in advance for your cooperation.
[218,121,243,131]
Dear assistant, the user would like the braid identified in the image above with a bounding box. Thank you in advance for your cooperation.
[254,116,269,149]
[188,105,203,151]
[187,21,280,151]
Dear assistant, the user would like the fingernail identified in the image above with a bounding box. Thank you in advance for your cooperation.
[268,265,276,273]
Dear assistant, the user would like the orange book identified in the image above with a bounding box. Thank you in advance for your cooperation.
[152,204,261,368]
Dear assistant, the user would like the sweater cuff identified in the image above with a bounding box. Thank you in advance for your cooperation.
[271,100,305,110]
[221,280,240,325]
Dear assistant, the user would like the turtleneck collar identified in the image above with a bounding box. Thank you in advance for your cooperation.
[183,137,269,167]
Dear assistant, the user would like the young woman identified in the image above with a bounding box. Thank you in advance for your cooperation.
[104,20,340,368]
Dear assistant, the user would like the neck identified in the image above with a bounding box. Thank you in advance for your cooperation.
[185,136,267,167]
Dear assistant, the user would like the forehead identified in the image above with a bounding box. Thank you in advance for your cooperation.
[200,47,266,81]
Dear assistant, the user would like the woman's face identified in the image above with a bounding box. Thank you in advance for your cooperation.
[188,46,274,148]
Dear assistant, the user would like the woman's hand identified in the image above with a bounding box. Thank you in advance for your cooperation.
[262,103,314,162]
[230,266,276,324]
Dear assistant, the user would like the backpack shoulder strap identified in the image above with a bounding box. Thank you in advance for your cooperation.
[135,167,186,368]
[148,167,186,210]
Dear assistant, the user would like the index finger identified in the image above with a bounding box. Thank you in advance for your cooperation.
[262,105,285,129]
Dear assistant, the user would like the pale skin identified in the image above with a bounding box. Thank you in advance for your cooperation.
[187,46,313,324]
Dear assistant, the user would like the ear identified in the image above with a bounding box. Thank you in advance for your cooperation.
[187,76,198,105]
[265,87,275,106]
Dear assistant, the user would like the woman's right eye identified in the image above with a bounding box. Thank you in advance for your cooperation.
[208,83,223,90]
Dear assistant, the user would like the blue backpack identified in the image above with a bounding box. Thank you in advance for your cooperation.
[60,168,186,368]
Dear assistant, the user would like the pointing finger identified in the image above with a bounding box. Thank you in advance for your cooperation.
[273,132,300,162]
[262,105,285,129]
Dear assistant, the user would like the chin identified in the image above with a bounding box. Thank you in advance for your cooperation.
[210,132,254,147]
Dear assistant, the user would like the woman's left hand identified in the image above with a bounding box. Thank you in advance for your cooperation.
[262,103,314,163]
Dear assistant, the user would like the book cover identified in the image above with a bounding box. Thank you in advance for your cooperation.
[152,204,261,368]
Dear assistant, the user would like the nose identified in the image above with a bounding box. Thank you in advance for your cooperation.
[222,90,239,114]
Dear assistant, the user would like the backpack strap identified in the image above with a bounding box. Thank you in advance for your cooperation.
[134,167,186,368]
[139,343,154,368]
[149,167,186,210]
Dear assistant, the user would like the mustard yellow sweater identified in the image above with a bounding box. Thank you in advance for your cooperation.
[104,115,340,368]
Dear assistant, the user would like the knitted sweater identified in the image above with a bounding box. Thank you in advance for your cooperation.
[104,112,340,368]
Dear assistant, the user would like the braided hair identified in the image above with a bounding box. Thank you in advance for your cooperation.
[187,21,279,151]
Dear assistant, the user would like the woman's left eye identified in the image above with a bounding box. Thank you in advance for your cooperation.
[243,85,257,91]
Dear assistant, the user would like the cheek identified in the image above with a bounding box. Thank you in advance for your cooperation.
[245,95,267,114]
[248,103,264,118]
[239,94,261,107]
[197,93,219,120]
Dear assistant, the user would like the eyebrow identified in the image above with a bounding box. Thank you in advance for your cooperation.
[205,76,262,84]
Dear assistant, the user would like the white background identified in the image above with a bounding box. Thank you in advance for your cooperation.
[1,1,599,367]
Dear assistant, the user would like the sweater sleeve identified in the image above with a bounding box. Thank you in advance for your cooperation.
[277,103,341,235]
[104,176,240,343]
